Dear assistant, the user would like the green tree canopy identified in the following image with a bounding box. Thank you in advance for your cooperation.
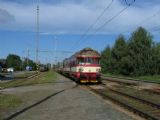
[100,27,159,76]
[0,59,7,68]
[22,58,37,70]
[111,35,127,74]
[6,54,22,70]
[100,46,111,72]
[128,27,153,75]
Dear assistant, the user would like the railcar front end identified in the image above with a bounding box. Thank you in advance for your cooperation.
[71,57,101,83]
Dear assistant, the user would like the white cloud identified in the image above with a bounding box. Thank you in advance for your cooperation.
[0,0,160,34]
[0,8,14,24]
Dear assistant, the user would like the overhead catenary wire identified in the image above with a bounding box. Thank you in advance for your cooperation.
[70,0,114,51]
[76,0,136,49]
[124,9,160,34]
[124,0,135,6]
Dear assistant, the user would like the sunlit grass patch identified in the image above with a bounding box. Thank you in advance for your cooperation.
[0,71,57,89]
[0,93,22,109]
[103,72,160,83]
[14,71,37,78]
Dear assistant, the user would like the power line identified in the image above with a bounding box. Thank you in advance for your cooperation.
[80,0,114,40]
[126,10,160,32]
[39,50,74,54]
[127,9,160,33]
[70,0,114,51]
[77,0,136,48]
[71,0,136,51]
[124,0,135,6]
[93,0,136,35]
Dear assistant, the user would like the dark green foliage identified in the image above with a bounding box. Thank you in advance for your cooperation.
[111,35,127,74]
[100,46,111,72]
[151,43,160,74]
[22,58,37,70]
[2,55,37,71]
[128,27,153,76]
[6,54,22,70]
[0,59,7,68]
[101,27,160,76]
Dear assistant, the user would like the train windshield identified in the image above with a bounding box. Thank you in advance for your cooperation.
[94,58,99,64]
[86,58,93,63]
[78,58,84,64]
[86,58,99,64]
[78,58,99,64]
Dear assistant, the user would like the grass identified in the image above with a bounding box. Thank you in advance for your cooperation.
[0,71,57,120]
[0,71,36,79]
[134,75,160,83]
[103,72,160,83]
[14,71,37,79]
[0,70,57,89]
[0,94,22,109]
[0,93,22,120]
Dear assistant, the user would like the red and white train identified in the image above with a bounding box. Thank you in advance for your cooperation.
[58,48,101,83]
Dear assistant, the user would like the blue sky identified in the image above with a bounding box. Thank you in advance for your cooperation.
[0,0,160,64]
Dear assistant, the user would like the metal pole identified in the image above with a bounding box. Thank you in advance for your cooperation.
[36,5,39,72]
[54,36,57,65]
[27,48,29,66]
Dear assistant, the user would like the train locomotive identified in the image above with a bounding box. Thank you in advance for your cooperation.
[58,48,101,83]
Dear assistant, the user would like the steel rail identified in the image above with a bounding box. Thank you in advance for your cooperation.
[101,84,160,109]
[0,72,42,90]
[87,84,160,120]
[101,75,160,85]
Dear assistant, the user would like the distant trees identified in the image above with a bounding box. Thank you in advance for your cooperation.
[22,58,37,70]
[100,27,160,76]
[6,54,22,70]
[1,54,37,71]
[0,59,7,68]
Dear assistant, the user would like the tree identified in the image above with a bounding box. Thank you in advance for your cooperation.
[22,58,37,70]
[6,54,22,70]
[151,43,160,74]
[100,46,112,73]
[111,35,127,74]
[101,27,159,76]
[0,59,7,68]
[128,27,153,76]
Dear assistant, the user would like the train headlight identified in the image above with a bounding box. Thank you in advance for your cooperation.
[96,68,101,72]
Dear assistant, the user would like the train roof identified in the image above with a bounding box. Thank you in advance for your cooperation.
[74,48,100,58]
[63,48,100,62]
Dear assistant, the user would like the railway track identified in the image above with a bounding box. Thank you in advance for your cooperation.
[0,72,42,90]
[101,75,160,85]
[87,83,160,120]
[101,75,160,95]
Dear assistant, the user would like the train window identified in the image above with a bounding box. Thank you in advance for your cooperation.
[86,58,93,63]
[78,58,84,64]
[94,58,100,64]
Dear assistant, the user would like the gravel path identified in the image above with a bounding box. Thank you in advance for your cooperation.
[3,74,136,120]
